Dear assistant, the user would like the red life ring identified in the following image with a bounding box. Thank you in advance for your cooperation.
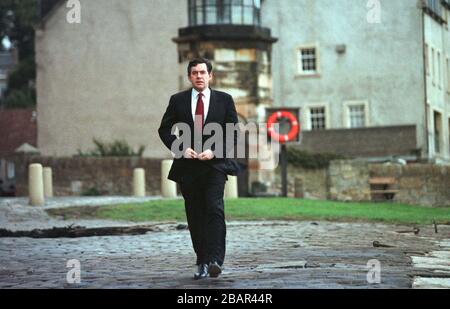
[266,110,300,143]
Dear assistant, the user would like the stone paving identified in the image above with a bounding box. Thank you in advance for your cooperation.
[0,196,162,209]
[0,196,163,231]
[0,197,449,289]
[411,239,450,288]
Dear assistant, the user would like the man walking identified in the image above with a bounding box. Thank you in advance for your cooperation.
[158,58,242,279]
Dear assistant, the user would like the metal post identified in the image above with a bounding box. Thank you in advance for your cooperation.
[281,144,288,197]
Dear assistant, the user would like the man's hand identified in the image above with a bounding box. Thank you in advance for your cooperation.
[198,149,214,161]
[184,148,198,159]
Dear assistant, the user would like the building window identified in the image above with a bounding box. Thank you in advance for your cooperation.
[349,105,365,128]
[424,0,445,23]
[446,57,450,92]
[343,101,369,128]
[306,106,327,130]
[443,0,450,8]
[438,51,442,88]
[432,47,436,85]
[297,45,319,75]
[434,111,442,154]
[205,1,217,24]
[443,5,449,29]
[427,0,441,12]
[188,0,261,26]
[425,44,430,76]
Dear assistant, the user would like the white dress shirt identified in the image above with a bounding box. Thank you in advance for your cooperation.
[191,87,211,123]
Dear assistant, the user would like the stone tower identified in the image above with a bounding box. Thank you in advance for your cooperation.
[173,0,278,195]
[173,0,277,122]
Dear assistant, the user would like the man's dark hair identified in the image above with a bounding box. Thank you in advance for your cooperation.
[187,58,213,75]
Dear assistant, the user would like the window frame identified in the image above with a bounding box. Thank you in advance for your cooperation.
[343,100,370,129]
[424,0,445,24]
[433,109,444,154]
[448,115,450,156]
[437,50,442,89]
[432,47,436,86]
[446,56,450,93]
[303,102,330,131]
[296,43,321,77]
[188,0,261,26]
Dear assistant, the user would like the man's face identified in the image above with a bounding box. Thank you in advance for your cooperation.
[188,63,212,92]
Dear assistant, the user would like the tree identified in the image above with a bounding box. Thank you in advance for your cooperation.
[0,0,38,109]
[0,0,38,61]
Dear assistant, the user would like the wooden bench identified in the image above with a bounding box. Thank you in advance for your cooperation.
[369,177,399,200]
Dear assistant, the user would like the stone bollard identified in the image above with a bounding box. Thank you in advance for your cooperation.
[294,177,304,198]
[29,163,44,206]
[43,167,53,198]
[161,160,177,198]
[224,176,238,199]
[133,168,146,197]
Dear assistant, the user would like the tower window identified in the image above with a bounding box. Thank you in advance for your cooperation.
[188,0,261,26]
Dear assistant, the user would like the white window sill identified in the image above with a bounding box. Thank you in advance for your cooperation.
[295,73,321,79]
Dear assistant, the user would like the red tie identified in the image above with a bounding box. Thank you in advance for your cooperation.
[195,92,204,130]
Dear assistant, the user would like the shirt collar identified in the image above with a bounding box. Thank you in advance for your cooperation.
[192,87,211,99]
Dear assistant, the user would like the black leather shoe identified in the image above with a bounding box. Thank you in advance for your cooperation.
[194,264,208,280]
[208,261,222,278]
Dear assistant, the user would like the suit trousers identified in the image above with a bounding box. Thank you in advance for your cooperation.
[179,167,227,266]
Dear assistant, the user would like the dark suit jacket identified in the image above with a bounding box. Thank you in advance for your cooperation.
[158,88,243,184]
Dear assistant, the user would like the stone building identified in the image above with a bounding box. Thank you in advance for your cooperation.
[265,0,450,164]
[33,0,450,195]
[36,0,450,161]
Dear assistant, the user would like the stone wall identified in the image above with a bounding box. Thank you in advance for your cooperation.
[10,155,162,197]
[327,160,450,207]
[369,164,450,207]
[273,166,328,200]
[328,160,371,201]
[273,160,450,207]
[8,154,450,207]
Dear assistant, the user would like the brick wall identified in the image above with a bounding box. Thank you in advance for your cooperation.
[11,155,163,197]
[0,108,37,156]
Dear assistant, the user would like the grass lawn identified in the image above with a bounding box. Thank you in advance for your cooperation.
[47,198,450,225]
